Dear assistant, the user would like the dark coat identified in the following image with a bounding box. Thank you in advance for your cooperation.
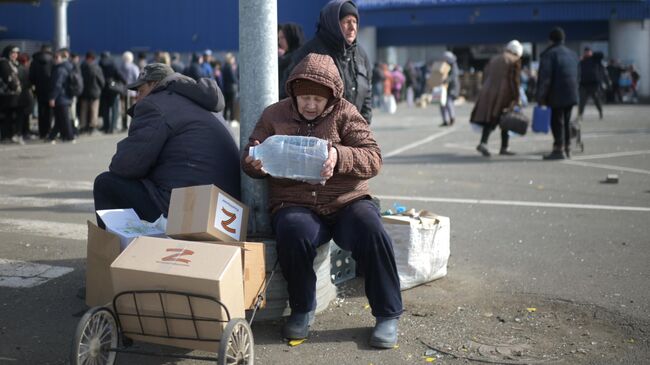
[81,60,105,100]
[99,55,126,98]
[290,0,373,124]
[446,61,460,99]
[183,55,203,81]
[109,74,240,214]
[49,60,73,106]
[536,43,579,107]
[242,53,381,216]
[221,62,238,96]
[29,50,53,101]
[470,52,521,125]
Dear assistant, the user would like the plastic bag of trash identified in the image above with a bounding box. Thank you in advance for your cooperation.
[382,211,450,290]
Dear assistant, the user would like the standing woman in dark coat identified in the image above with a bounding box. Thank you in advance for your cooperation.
[278,22,305,99]
[536,27,579,160]
[290,0,373,124]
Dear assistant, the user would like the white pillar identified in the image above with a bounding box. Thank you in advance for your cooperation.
[53,0,69,50]
[239,0,278,236]
[358,26,377,65]
[609,19,650,97]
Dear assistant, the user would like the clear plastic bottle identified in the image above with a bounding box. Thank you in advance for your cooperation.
[249,135,329,184]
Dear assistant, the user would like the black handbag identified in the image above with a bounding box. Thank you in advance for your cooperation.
[500,109,530,135]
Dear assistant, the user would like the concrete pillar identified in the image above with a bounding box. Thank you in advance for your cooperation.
[239,0,278,237]
[358,26,377,65]
[609,19,650,98]
[52,0,69,50]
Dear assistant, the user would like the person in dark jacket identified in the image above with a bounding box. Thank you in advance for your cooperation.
[93,63,240,227]
[290,0,373,124]
[29,44,54,139]
[243,53,402,349]
[536,27,579,160]
[16,52,34,142]
[183,53,203,81]
[47,49,75,143]
[577,48,606,120]
[99,51,126,134]
[221,52,239,121]
[0,45,22,143]
[79,51,105,134]
[278,22,305,99]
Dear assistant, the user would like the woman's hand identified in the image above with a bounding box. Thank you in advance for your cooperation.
[244,140,265,173]
[321,145,338,180]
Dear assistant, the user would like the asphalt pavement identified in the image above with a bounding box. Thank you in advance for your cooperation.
[0,101,648,364]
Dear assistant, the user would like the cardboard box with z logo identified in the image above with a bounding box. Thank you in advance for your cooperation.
[166,185,249,242]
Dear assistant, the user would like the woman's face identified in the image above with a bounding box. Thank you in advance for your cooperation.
[278,30,288,52]
[296,94,328,120]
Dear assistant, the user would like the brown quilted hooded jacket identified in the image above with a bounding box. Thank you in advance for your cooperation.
[241,53,381,216]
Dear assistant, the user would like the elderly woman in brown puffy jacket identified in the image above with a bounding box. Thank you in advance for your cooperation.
[242,53,402,348]
[471,40,523,157]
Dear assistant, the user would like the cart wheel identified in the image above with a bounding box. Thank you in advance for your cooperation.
[218,318,254,365]
[70,307,118,365]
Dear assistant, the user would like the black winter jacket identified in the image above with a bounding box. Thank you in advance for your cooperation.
[49,61,73,106]
[536,43,579,107]
[81,61,105,100]
[109,74,240,214]
[29,50,53,101]
[290,0,373,124]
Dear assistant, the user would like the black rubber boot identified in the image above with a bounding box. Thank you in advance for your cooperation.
[282,310,315,340]
[369,317,398,349]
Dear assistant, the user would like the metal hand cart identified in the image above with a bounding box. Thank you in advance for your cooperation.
[70,266,277,365]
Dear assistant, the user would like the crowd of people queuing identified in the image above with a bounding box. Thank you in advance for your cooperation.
[0,45,242,145]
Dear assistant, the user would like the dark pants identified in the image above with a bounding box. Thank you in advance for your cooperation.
[37,99,52,139]
[100,94,120,133]
[49,104,74,141]
[578,84,603,118]
[93,171,163,229]
[223,92,235,121]
[480,124,509,150]
[551,106,573,151]
[272,199,403,318]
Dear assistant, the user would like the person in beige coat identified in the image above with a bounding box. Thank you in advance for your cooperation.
[471,40,523,156]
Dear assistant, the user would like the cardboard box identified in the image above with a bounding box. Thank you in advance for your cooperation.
[110,237,245,351]
[427,61,451,90]
[85,221,121,307]
[97,208,167,250]
[166,185,249,242]
[215,241,266,309]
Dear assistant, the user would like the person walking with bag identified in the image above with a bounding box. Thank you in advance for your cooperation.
[440,51,459,126]
[470,40,523,156]
[536,27,579,160]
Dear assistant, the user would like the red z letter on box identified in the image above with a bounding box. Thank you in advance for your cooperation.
[161,248,194,264]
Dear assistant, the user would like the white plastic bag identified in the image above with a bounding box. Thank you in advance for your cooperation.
[431,85,447,106]
[382,213,450,290]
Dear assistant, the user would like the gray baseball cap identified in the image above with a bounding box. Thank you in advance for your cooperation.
[127,63,174,90]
